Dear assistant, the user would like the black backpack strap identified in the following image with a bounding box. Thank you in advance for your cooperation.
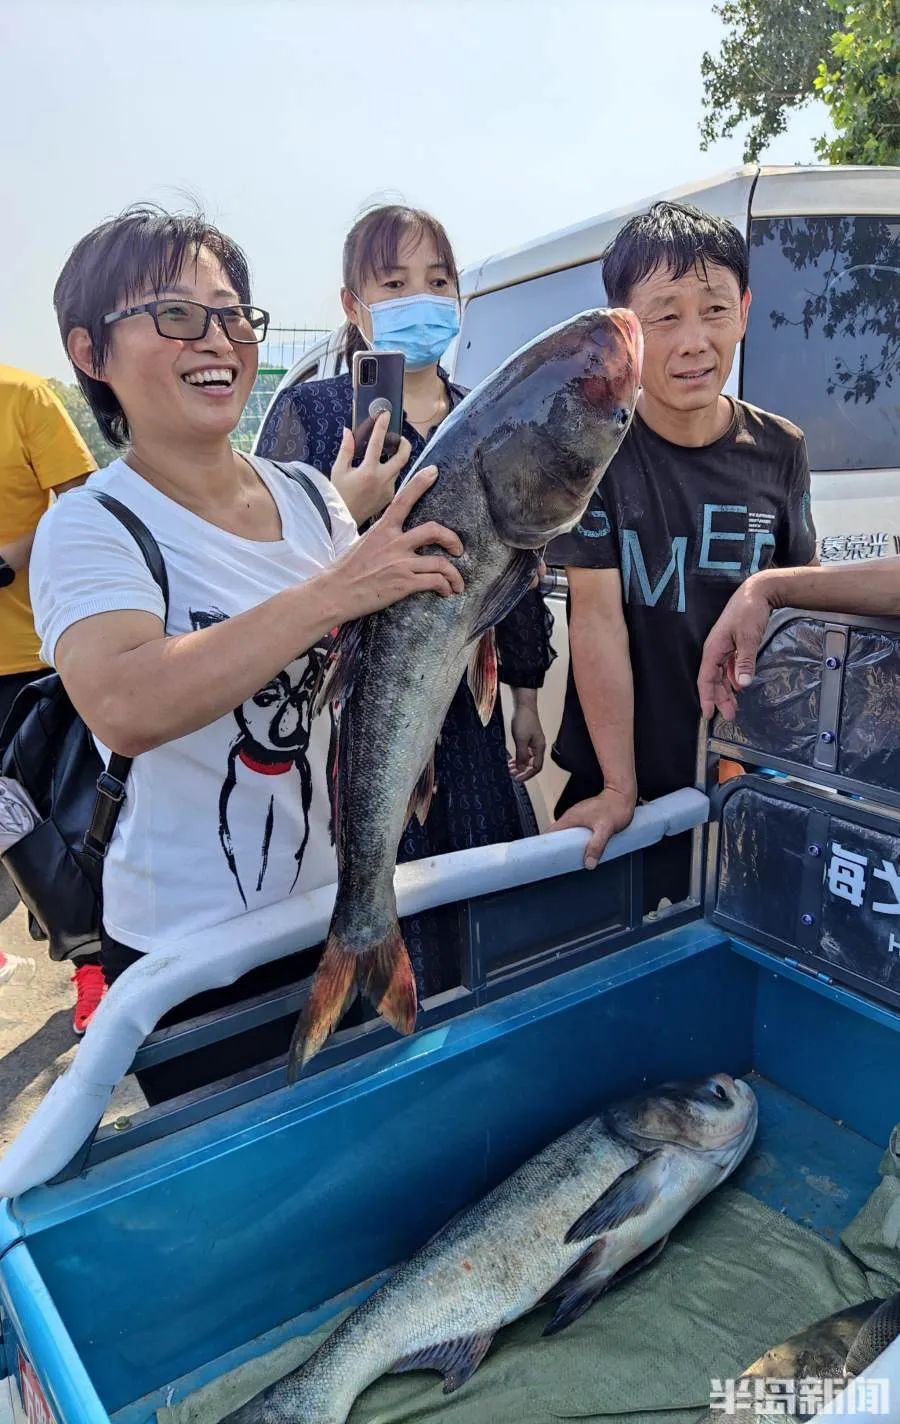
[94,491,170,618]
[271,461,333,537]
[83,492,170,865]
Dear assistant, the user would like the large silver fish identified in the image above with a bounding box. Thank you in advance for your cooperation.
[226,1073,757,1424]
[695,1291,900,1423]
[290,307,643,1072]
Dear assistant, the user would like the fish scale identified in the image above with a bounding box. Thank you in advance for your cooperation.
[226,1075,758,1424]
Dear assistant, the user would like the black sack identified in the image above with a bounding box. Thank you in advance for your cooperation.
[0,493,168,961]
[1,676,107,958]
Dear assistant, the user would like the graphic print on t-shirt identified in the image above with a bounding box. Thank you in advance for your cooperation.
[190,607,329,908]
[549,401,817,801]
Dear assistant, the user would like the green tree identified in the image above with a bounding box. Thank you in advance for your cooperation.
[699,0,841,162]
[46,378,118,467]
[813,0,900,164]
[700,0,898,165]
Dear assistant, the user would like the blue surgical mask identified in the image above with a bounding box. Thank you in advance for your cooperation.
[358,293,460,370]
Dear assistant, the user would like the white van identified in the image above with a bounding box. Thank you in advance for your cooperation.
[454,163,900,559]
[254,164,899,823]
[257,163,899,557]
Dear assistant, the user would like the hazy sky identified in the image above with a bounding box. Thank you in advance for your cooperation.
[2,0,834,381]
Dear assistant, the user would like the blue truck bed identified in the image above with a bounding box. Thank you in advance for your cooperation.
[2,919,899,1424]
[3,605,900,1424]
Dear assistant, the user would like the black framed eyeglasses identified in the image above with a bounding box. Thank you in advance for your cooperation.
[102,299,270,344]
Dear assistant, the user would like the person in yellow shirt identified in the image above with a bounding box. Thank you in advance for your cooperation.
[1,364,95,714]
[1,363,98,1030]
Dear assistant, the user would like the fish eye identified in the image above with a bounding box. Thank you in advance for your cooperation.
[711,1082,729,1103]
[615,407,630,429]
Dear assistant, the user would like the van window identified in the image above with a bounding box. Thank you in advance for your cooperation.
[743,216,899,471]
[294,363,321,384]
[455,258,606,389]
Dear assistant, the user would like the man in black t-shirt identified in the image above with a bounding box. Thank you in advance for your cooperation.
[547,201,817,909]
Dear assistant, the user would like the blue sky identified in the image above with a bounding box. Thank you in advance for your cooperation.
[1,0,834,380]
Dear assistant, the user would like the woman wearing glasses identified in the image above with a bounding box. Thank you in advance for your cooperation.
[28,205,464,1101]
[257,205,553,998]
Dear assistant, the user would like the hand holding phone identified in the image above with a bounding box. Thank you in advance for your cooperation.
[352,350,405,462]
[331,411,413,525]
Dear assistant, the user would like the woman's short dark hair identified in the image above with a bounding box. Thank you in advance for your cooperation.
[53,204,252,448]
[601,201,749,308]
[339,204,459,369]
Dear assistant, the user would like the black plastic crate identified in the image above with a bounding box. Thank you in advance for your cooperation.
[708,773,900,1011]
[706,610,900,809]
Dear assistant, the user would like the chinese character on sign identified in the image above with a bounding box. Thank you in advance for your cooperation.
[873,859,900,915]
[853,1378,891,1414]
[827,843,868,909]
[820,532,897,562]
[758,1377,797,1415]
[708,1377,736,1413]
[18,1351,57,1424]
[796,1377,833,1414]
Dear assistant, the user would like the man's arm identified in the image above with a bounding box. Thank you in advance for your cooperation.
[1,377,95,580]
[698,558,900,721]
[552,567,637,868]
[0,475,88,573]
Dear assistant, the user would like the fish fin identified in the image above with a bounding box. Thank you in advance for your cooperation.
[844,1291,900,1378]
[317,622,365,865]
[405,754,437,827]
[540,1238,608,1308]
[313,620,365,717]
[541,1230,669,1315]
[469,549,541,642]
[601,1232,669,1294]
[287,926,418,1079]
[467,630,498,725]
[393,1331,496,1394]
[287,940,359,1080]
[543,1233,631,1337]
[543,1271,611,1336]
[361,928,418,1038]
[564,1149,669,1244]
[542,1238,669,1338]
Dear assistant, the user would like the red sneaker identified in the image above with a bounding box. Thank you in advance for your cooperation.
[71,963,107,1035]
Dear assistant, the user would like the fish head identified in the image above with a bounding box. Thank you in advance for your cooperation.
[471,307,643,549]
[612,1073,758,1173]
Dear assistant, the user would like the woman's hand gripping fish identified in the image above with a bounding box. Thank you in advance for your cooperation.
[290,307,644,1073]
[226,1073,757,1424]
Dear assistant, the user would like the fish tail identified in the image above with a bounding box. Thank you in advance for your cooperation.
[288,924,418,1080]
[361,925,418,1037]
[288,940,359,1079]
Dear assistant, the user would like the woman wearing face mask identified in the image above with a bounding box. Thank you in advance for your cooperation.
[257,205,554,997]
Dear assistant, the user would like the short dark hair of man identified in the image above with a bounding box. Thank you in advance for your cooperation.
[601,200,749,309]
[54,204,252,449]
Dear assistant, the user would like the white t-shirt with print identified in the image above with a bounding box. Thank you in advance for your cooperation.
[29,456,357,953]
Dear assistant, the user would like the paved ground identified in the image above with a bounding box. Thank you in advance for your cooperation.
[0,878,142,1153]
[0,882,76,1152]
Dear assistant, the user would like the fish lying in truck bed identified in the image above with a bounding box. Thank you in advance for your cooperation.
[290,306,644,1073]
[696,1291,900,1423]
[226,1072,757,1424]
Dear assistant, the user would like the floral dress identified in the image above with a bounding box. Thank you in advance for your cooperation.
[256,371,554,995]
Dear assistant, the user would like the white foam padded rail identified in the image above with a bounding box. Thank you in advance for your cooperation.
[0,789,707,1200]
